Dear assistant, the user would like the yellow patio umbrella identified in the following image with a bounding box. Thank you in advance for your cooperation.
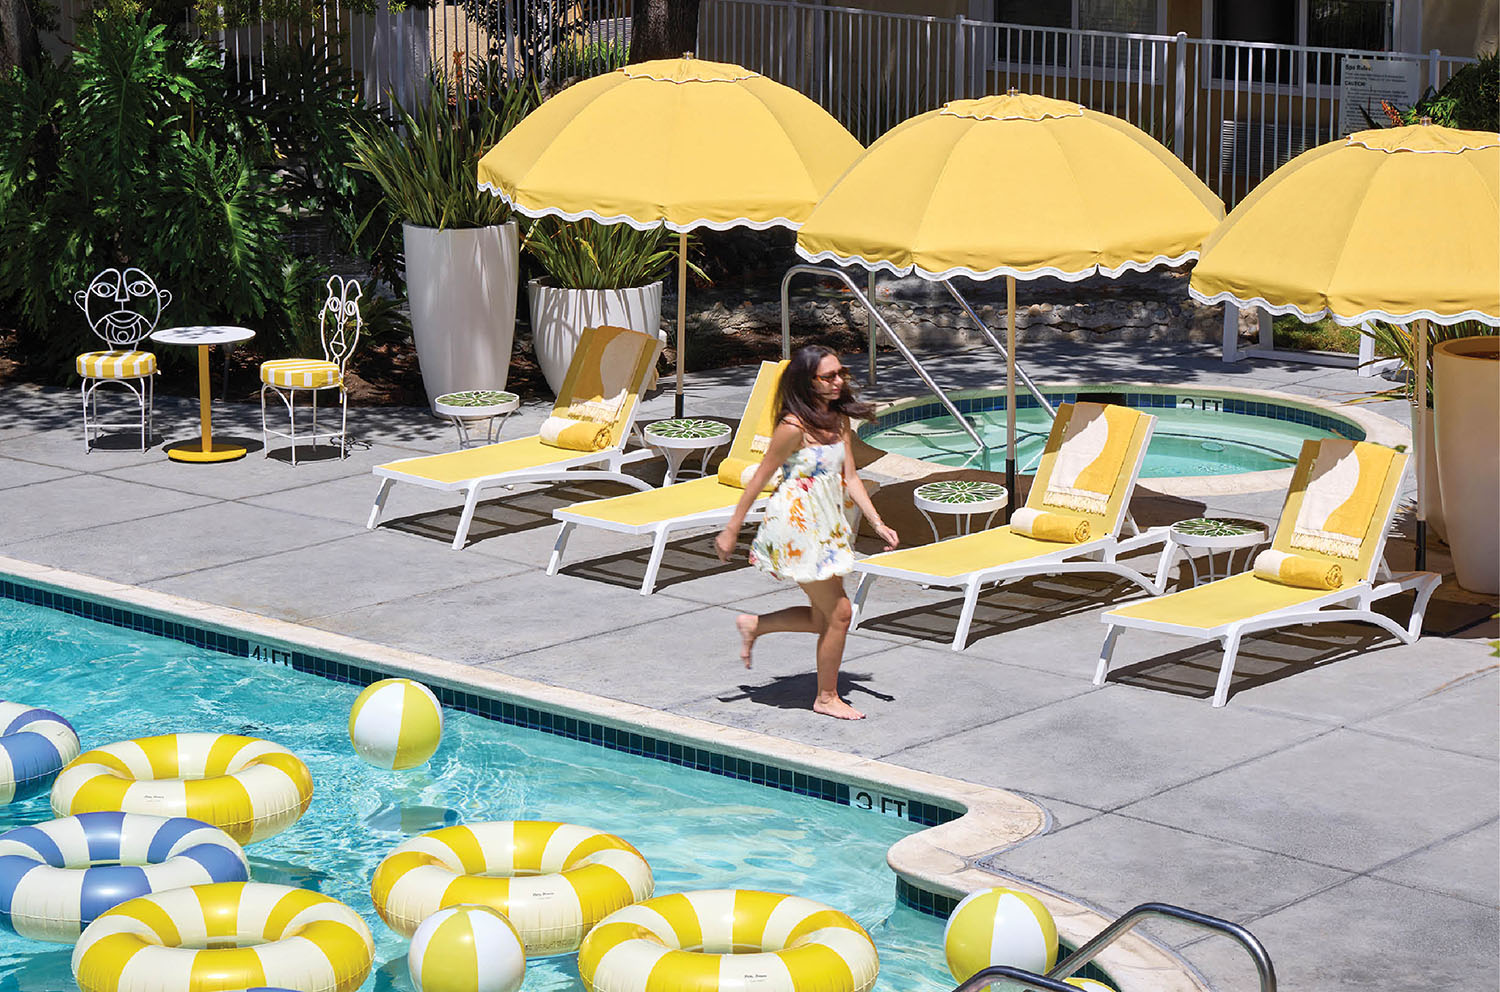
[1190,122,1500,567]
[797,91,1224,509]
[478,55,863,415]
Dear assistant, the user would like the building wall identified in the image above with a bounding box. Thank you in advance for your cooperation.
[1423,0,1498,55]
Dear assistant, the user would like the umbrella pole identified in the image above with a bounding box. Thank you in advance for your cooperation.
[1005,275,1017,522]
[1414,318,1428,570]
[675,233,688,418]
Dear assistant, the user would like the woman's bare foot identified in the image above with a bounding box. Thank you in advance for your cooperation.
[813,694,866,720]
[735,614,758,668]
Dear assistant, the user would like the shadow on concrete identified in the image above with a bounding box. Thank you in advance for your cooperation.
[557,531,751,592]
[716,670,895,712]
[380,480,642,550]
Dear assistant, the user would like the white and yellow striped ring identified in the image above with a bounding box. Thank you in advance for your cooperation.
[371,820,654,956]
[577,889,880,992]
[50,733,314,845]
[72,881,373,992]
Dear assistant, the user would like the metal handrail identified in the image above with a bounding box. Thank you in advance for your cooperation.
[941,281,1056,420]
[949,901,1277,992]
[780,264,991,471]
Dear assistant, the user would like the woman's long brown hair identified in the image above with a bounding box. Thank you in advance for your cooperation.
[775,345,875,438]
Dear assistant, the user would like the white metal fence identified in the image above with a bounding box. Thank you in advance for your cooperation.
[697,0,1477,204]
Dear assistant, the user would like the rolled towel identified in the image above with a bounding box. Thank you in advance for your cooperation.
[716,456,782,492]
[1253,549,1343,590]
[539,415,611,452]
[1011,507,1090,544]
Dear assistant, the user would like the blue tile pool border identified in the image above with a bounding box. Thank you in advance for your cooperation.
[0,575,966,915]
[859,388,1367,442]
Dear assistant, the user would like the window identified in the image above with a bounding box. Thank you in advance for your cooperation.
[991,0,1164,70]
[1208,0,1393,84]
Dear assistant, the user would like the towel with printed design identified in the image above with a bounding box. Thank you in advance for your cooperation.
[1288,440,1394,559]
[561,325,651,423]
[1010,507,1091,544]
[1041,403,1137,515]
[1253,550,1343,590]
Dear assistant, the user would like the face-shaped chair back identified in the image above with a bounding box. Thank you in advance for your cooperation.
[75,268,171,349]
[320,276,362,373]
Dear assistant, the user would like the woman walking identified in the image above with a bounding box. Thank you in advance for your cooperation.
[715,346,899,720]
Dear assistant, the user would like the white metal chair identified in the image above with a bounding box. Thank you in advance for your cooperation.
[260,276,362,465]
[74,267,170,452]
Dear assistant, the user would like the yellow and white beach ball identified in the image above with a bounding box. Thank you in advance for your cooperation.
[348,678,443,770]
[408,905,526,992]
[1065,979,1116,991]
[943,887,1058,985]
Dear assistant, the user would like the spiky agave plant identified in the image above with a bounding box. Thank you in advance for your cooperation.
[522,218,701,291]
[1359,320,1497,404]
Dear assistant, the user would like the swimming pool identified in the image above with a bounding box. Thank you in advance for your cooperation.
[860,385,1368,477]
[0,594,960,992]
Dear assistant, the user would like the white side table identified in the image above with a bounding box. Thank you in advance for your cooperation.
[643,419,732,484]
[1166,517,1269,586]
[434,390,519,449]
[913,480,1009,541]
[149,325,256,463]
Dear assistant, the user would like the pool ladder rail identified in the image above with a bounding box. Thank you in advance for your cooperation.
[944,902,1276,992]
[780,265,1059,476]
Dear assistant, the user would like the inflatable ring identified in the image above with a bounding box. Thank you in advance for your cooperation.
[0,811,249,942]
[72,881,373,992]
[371,820,654,956]
[578,889,880,992]
[1,701,80,804]
[50,733,313,844]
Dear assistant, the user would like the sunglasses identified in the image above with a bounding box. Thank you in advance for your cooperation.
[813,367,852,384]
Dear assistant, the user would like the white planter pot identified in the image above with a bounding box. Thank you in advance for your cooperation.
[528,278,664,397]
[404,222,519,409]
[1433,336,1499,594]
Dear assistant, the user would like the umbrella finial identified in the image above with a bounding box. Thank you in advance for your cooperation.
[1007,86,1019,96]
[1419,115,1433,126]
[682,51,695,60]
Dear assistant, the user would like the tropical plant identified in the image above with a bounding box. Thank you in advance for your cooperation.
[1358,320,1497,404]
[1365,53,1500,131]
[523,218,701,290]
[346,74,538,232]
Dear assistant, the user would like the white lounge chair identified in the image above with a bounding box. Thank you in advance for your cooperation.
[1096,439,1441,707]
[851,402,1172,650]
[369,325,661,550]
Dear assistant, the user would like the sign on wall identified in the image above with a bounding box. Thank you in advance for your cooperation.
[1340,59,1421,135]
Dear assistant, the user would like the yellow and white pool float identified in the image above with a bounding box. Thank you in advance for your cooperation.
[578,889,880,992]
[371,820,654,956]
[50,733,314,844]
[71,881,374,992]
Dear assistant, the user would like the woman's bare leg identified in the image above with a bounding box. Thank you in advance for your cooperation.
[800,577,864,720]
[736,605,824,668]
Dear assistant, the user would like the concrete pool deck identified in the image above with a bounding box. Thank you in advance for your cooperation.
[1,338,1495,991]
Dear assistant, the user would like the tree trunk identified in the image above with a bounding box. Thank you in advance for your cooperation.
[629,0,701,64]
[0,0,42,77]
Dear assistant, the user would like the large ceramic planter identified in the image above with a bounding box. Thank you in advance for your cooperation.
[404,222,519,408]
[1433,336,1499,593]
[528,278,664,397]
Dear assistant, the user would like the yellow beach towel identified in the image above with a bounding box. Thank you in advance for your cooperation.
[561,325,651,423]
[539,416,611,452]
[1010,507,1091,544]
[1253,550,1343,590]
[1042,403,1136,515]
[1289,440,1395,559]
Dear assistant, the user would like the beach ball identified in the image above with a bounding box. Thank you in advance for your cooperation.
[348,678,443,769]
[944,887,1058,985]
[1065,979,1116,991]
[409,905,525,992]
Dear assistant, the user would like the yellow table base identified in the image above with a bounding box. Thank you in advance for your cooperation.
[165,440,247,463]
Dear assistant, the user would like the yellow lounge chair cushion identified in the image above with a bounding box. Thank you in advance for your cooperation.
[562,476,744,527]
[863,526,1085,580]
[1252,550,1342,590]
[262,359,341,389]
[1010,507,1090,543]
[77,350,155,378]
[1107,572,1353,632]
[539,415,612,452]
[379,437,593,486]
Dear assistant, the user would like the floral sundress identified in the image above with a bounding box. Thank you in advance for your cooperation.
[750,441,855,583]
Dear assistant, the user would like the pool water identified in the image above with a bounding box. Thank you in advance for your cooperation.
[863,404,1353,476]
[0,597,956,992]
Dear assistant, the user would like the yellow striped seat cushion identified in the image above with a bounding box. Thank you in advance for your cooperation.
[76,350,155,379]
[261,359,340,389]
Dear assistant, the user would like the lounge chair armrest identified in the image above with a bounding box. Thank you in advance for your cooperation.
[1112,525,1173,556]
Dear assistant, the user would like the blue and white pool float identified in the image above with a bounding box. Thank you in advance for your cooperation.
[0,812,250,942]
[0,701,80,804]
